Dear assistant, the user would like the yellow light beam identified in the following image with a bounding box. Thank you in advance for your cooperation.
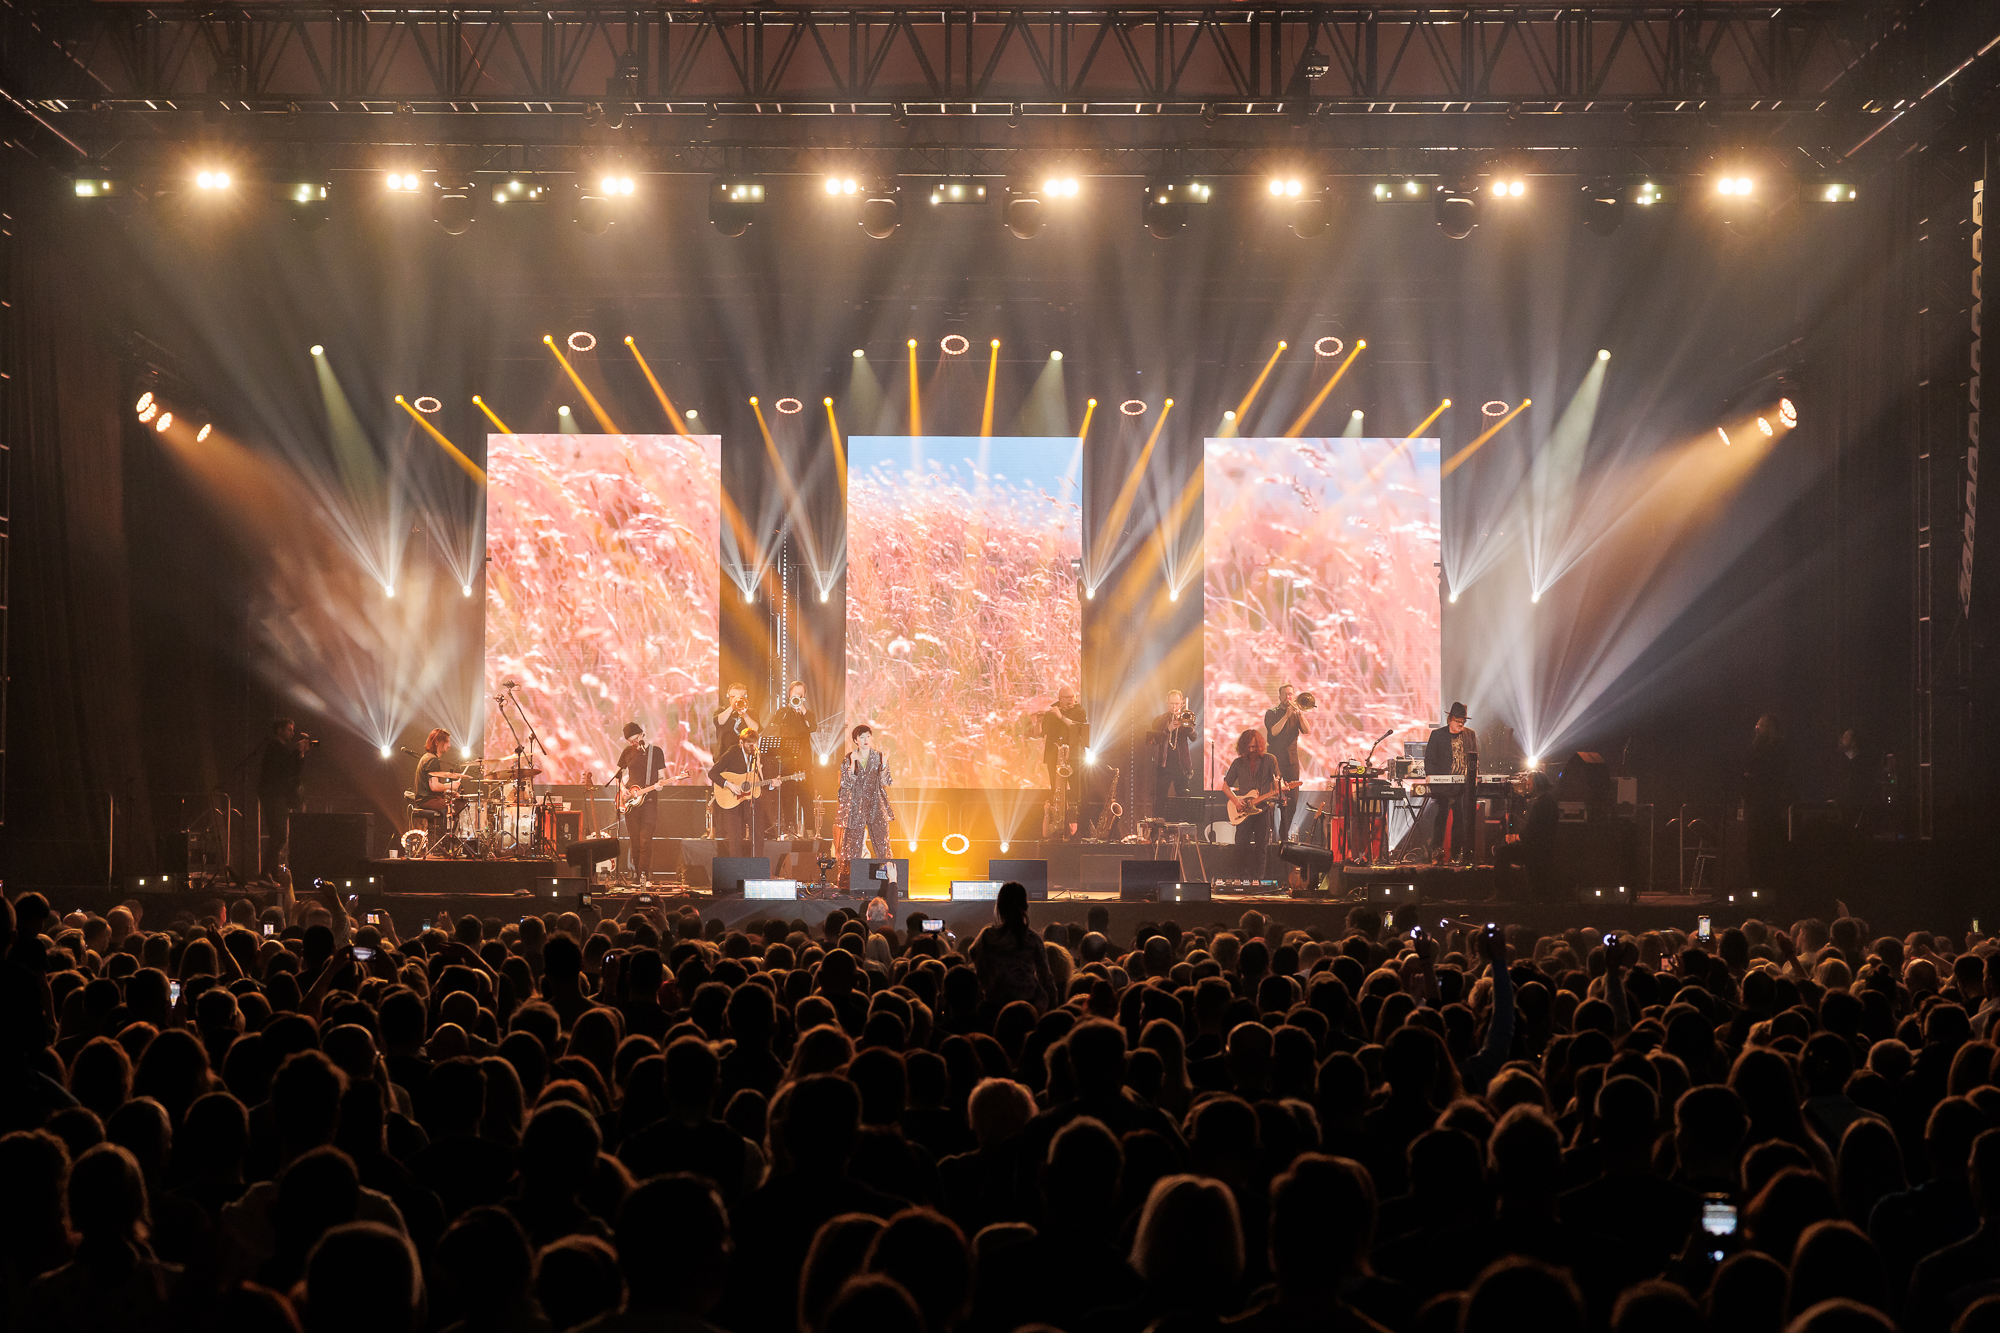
[824,397,846,493]
[1284,340,1366,437]
[1405,398,1451,439]
[470,395,513,434]
[1233,341,1288,424]
[624,337,691,435]
[980,339,1001,437]
[1078,397,1097,443]
[395,396,486,484]
[1441,399,1532,478]
[907,338,922,437]
[542,335,621,433]
[1089,398,1174,576]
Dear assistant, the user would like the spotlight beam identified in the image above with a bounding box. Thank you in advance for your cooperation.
[1283,340,1366,437]
[907,339,922,437]
[542,335,621,433]
[471,395,513,434]
[395,396,486,483]
[823,396,847,494]
[1440,399,1530,477]
[747,395,824,576]
[1403,398,1451,440]
[1088,398,1174,583]
[1231,340,1288,426]
[624,338,694,436]
[980,339,1001,437]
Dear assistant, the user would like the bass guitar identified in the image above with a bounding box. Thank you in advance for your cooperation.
[712,770,805,811]
[1227,779,1303,825]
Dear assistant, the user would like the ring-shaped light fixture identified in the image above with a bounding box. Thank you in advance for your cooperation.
[775,397,804,415]
[1314,336,1345,358]
[1481,400,1509,418]
[413,395,443,414]
[939,333,970,356]
[1119,399,1147,416]
[567,331,597,353]
[942,832,971,856]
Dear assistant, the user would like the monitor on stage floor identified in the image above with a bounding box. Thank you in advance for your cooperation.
[846,436,1082,789]
[1203,436,1441,785]
[483,432,722,786]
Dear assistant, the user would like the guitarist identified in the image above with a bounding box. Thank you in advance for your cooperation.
[1223,728,1283,867]
[615,722,668,885]
[709,730,763,858]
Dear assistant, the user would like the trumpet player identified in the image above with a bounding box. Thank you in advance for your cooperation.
[1149,689,1199,814]
[1265,683,1312,836]
[711,683,761,750]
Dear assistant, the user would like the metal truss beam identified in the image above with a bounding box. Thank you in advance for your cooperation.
[0,3,1903,130]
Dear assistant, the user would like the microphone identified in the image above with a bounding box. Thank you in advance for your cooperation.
[399,746,419,756]
[1376,728,1395,742]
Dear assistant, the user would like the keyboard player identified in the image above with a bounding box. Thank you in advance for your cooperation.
[1421,702,1478,862]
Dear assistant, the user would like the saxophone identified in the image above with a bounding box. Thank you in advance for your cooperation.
[1090,767,1124,841]
[1043,742,1073,839]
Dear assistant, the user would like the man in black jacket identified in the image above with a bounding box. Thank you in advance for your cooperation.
[1422,703,1478,862]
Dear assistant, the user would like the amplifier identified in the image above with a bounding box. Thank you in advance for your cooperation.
[291,812,374,887]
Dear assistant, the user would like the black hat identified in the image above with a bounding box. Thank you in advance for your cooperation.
[1447,701,1469,720]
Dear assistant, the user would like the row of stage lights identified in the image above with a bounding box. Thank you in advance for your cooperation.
[133,391,212,442]
[73,165,1857,240]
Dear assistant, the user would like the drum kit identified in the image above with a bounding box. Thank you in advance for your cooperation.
[402,756,567,860]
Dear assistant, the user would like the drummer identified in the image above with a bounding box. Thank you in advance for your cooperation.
[414,728,467,814]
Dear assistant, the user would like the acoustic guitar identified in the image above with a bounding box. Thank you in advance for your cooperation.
[712,770,805,811]
[1227,779,1303,825]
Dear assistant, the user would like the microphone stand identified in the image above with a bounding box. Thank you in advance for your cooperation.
[1362,727,1395,775]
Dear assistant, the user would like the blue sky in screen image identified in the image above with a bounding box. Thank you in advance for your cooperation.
[847,436,1081,499]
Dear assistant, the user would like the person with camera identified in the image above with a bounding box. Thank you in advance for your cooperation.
[1264,683,1312,838]
[256,718,313,882]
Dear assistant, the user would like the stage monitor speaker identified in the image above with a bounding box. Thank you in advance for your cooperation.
[566,837,619,868]
[679,839,717,887]
[711,857,771,896]
[1160,881,1211,903]
[987,859,1049,901]
[1119,859,1183,902]
[292,812,374,888]
[1081,856,1124,893]
[849,858,910,902]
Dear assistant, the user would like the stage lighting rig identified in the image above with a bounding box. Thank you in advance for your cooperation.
[709,176,765,236]
[384,171,424,193]
[1002,183,1044,239]
[432,179,476,235]
[492,174,556,204]
[574,172,636,235]
[1434,184,1478,239]
[1142,178,1211,239]
[861,185,902,239]
[1581,180,1624,237]
[1369,179,1431,203]
[1808,179,1859,204]
[272,177,331,230]
[71,175,129,199]
[929,177,988,205]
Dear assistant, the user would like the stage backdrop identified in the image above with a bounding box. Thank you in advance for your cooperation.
[1203,436,1441,786]
[484,433,722,784]
[846,436,1083,788]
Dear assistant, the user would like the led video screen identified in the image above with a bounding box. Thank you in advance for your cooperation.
[1203,436,1441,785]
[846,436,1082,788]
[485,433,722,784]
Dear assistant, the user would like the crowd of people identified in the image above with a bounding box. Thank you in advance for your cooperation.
[3,879,1998,1333]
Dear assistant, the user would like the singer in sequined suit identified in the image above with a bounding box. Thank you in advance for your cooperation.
[837,724,896,882]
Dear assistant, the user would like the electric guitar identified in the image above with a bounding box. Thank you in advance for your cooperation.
[617,776,671,814]
[1227,779,1303,825]
[712,770,805,811]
